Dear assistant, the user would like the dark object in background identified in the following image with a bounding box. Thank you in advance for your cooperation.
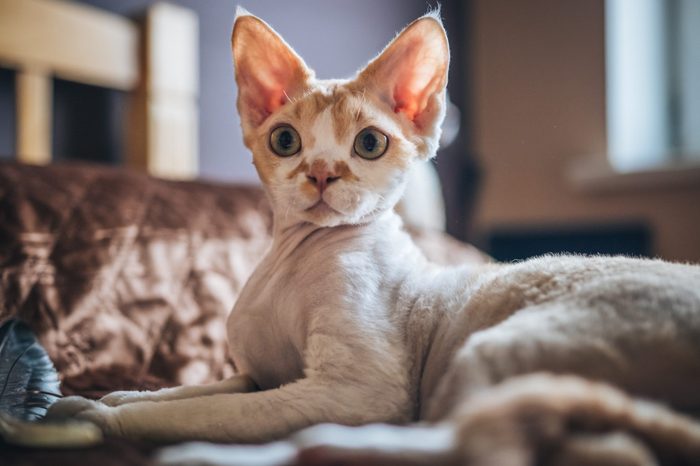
[0,68,14,158]
[487,222,652,262]
[52,79,126,165]
[0,319,61,421]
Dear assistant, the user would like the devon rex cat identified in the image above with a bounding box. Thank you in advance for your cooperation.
[49,8,700,465]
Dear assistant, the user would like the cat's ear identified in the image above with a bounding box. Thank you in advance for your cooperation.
[356,13,449,141]
[232,9,313,132]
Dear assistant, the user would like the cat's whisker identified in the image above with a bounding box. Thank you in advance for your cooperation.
[354,90,366,122]
[282,90,295,104]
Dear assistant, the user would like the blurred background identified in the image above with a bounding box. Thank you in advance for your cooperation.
[1,0,699,262]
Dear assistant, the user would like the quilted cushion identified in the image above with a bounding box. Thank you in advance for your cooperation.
[0,162,272,395]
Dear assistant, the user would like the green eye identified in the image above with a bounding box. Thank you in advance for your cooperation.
[354,127,388,160]
[270,125,301,157]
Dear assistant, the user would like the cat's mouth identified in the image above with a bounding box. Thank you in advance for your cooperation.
[305,199,341,216]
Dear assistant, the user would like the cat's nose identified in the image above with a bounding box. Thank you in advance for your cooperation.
[306,168,340,195]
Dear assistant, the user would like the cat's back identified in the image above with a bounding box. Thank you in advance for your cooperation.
[420,255,700,419]
[436,254,700,371]
[470,254,700,311]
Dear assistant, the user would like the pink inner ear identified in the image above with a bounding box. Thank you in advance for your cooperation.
[233,16,311,129]
[388,38,445,124]
[266,88,287,114]
[394,93,419,121]
[393,71,439,123]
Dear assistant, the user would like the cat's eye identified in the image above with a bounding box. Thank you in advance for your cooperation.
[269,125,301,157]
[353,128,388,160]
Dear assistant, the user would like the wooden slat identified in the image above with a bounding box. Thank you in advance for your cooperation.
[0,0,138,90]
[16,70,52,164]
[127,3,199,179]
[148,3,198,96]
[148,96,198,179]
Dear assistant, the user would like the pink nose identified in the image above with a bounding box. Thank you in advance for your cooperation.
[307,166,340,194]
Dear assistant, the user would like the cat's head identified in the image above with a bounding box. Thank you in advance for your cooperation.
[231,9,449,228]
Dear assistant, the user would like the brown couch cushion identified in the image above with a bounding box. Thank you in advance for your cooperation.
[1,162,272,396]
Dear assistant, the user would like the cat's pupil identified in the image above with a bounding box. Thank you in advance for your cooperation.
[362,133,377,152]
[278,130,293,150]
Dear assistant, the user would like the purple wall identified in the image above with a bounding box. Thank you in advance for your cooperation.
[77,0,429,182]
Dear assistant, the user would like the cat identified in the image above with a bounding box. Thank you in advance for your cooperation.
[48,7,700,465]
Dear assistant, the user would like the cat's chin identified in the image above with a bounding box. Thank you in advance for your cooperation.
[301,200,345,227]
[301,205,388,229]
[299,201,379,228]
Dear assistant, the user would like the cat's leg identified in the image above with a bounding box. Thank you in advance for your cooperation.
[47,377,407,443]
[46,332,411,443]
[99,374,256,406]
[451,373,700,466]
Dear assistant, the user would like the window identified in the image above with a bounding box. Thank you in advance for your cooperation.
[606,0,700,171]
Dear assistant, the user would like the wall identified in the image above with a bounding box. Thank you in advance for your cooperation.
[76,0,428,183]
[470,0,700,262]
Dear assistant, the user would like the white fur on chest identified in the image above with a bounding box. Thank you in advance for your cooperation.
[227,213,427,391]
[226,255,310,389]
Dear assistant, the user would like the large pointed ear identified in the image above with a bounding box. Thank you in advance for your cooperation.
[355,14,449,138]
[231,9,313,133]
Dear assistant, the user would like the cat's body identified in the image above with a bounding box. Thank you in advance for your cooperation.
[48,8,700,465]
[231,209,700,425]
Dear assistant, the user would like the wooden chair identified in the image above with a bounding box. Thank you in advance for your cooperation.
[0,0,199,179]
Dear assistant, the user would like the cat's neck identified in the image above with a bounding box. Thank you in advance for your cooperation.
[269,209,403,259]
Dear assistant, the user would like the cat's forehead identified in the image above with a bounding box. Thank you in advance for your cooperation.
[280,81,404,144]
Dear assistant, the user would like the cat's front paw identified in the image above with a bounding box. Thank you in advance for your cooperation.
[46,396,122,436]
[46,395,97,419]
